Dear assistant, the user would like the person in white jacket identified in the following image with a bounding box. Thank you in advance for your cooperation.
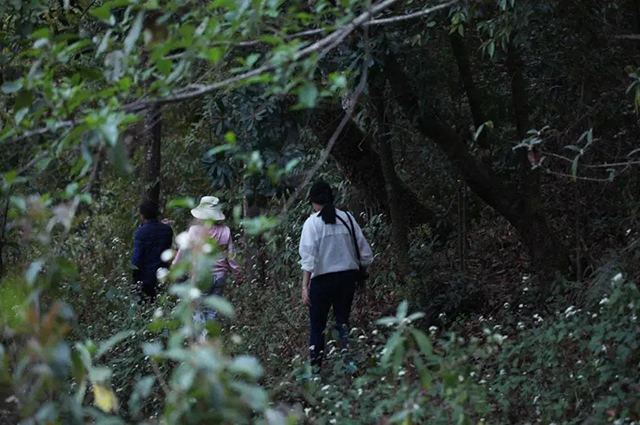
[299,181,373,370]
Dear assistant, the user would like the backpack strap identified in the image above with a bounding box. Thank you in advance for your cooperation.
[336,212,361,265]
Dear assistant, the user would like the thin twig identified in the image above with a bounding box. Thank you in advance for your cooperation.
[281,11,373,214]
[543,168,615,183]
[150,360,170,397]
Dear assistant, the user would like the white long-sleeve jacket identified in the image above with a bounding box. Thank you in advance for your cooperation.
[299,209,373,278]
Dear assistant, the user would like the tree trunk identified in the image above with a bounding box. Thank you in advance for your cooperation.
[0,189,11,280]
[143,105,162,204]
[309,105,440,231]
[371,77,411,276]
[449,32,490,151]
[384,54,569,289]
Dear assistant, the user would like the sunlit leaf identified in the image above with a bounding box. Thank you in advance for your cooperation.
[93,384,118,413]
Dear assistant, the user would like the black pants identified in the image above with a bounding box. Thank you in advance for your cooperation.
[309,270,357,369]
[133,270,157,302]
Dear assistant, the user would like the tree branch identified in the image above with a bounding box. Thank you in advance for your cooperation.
[6,0,459,144]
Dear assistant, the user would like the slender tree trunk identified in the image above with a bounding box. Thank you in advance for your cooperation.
[372,78,411,276]
[0,188,11,280]
[449,32,490,151]
[143,105,162,204]
[505,43,566,285]
[457,183,467,272]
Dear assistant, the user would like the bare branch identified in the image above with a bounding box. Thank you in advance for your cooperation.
[366,0,458,26]
[281,10,374,214]
[614,34,640,40]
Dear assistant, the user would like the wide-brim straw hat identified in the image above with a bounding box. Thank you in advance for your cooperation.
[191,196,225,221]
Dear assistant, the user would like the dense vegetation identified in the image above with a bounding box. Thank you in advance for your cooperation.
[1,0,639,423]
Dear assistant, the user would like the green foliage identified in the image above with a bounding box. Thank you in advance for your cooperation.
[487,272,640,423]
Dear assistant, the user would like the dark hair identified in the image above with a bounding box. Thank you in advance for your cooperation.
[309,181,336,224]
[139,200,160,220]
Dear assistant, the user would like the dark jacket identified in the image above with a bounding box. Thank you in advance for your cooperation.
[132,220,173,282]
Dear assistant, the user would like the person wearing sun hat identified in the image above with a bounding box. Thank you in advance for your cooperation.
[173,196,243,323]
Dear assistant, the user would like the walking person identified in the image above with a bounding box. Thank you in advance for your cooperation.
[173,196,243,323]
[132,200,174,302]
[299,181,373,371]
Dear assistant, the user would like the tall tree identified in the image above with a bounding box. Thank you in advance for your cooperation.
[370,75,411,275]
[143,105,162,204]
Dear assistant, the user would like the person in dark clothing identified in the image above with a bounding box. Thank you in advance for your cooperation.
[132,200,173,301]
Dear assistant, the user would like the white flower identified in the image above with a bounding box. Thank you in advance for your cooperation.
[203,243,213,254]
[321,385,331,392]
[429,326,438,332]
[161,249,174,262]
[599,297,609,305]
[458,375,464,382]
[523,287,529,292]
[612,273,623,283]
[398,370,406,376]
[176,231,191,249]
[330,419,337,424]
[189,287,202,299]
[156,267,169,282]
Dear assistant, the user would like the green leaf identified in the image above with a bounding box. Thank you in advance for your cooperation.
[128,376,155,416]
[413,355,432,389]
[230,355,264,378]
[91,4,113,22]
[258,35,283,45]
[207,144,233,155]
[14,90,33,112]
[203,295,235,319]
[15,108,28,125]
[2,80,23,94]
[396,300,408,319]
[167,197,195,209]
[571,155,580,182]
[410,329,433,357]
[32,28,51,39]
[298,83,318,108]
[204,47,223,64]
[392,343,404,374]
[95,330,134,359]
[107,140,134,177]
[124,11,144,55]
[156,58,172,75]
[225,131,236,144]
[381,331,405,366]
[26,260,44,285]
